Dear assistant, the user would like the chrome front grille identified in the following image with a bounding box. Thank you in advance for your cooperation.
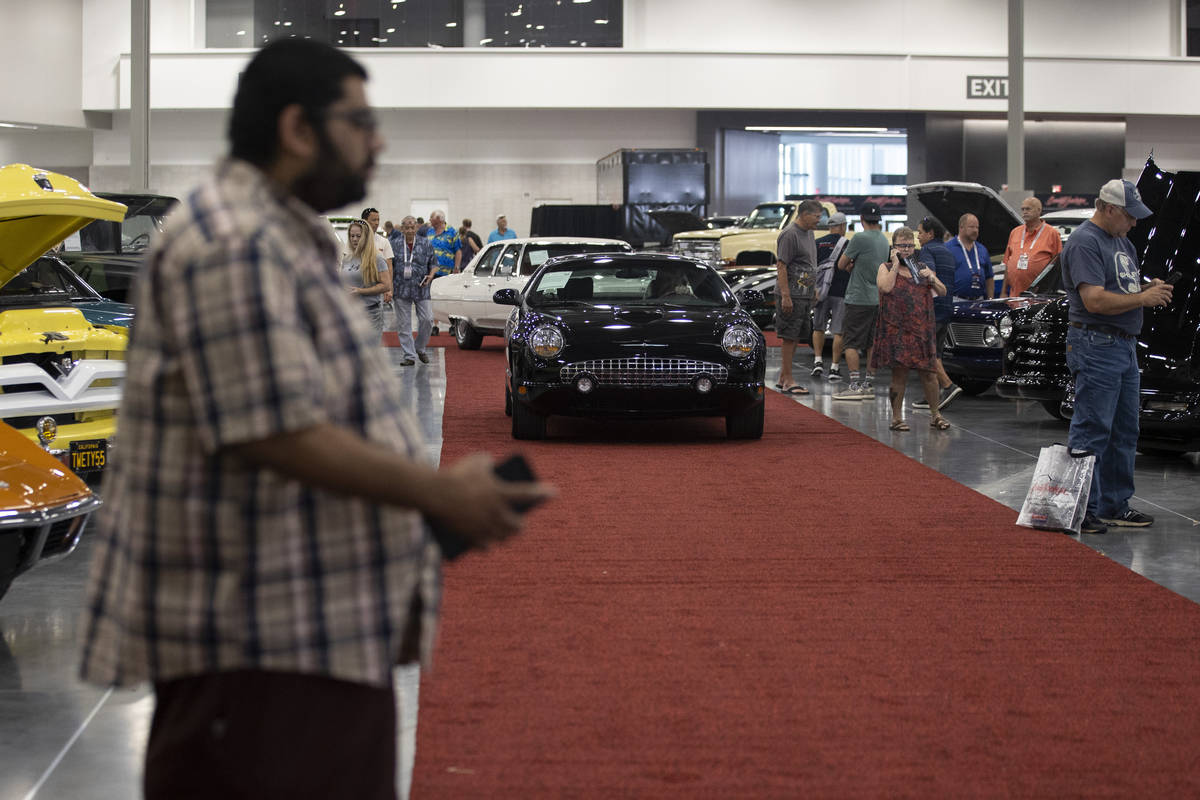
[673,240,721,265]
[560,358,729,387]
[947,323,998,349]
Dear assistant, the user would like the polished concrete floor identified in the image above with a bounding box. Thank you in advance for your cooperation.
[1,342,1197,799]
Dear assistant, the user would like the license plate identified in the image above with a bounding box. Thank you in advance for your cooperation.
[69,439,108,474]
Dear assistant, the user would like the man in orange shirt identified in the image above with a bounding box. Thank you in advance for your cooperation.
[1001,197,1062,296]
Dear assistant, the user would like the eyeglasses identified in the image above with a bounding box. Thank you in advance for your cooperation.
[324,108,379,133]
[894,242,916,249]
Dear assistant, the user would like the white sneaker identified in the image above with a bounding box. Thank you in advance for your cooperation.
[832,381,864,401]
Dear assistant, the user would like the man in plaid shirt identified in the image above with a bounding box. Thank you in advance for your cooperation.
[79,40,552,799]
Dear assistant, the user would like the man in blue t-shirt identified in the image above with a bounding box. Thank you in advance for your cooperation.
[488,214,518,243]
[1061,179,1173,535]
[946,213,992,300]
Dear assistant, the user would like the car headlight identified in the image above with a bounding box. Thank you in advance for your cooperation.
[529,325,564,359]
[722,325,757,358]
[982,324,1002,348]
[998,314,1013,340]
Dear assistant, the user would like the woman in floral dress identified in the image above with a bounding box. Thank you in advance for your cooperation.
[871,227,950,431]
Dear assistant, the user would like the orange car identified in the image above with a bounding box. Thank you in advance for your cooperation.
[0,164,126,601]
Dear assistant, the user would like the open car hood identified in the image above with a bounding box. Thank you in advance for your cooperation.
[649,209,709,236]
[0,164,127,287]
[909,181,1021,256]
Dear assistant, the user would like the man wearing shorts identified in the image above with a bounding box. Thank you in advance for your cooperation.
[833,202,889,401]
[811,212,850,381]
[773,199,824,394]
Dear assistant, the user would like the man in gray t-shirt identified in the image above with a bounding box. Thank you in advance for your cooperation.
[832,202,890,400]
[1061,179,1173,535]
[772,199,823,394]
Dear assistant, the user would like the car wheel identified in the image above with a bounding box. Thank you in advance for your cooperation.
[455,320,483,350]
[511,394,546,440]
[726,400,764,440]
[947,375,993,396]
[0,533,21,603]
[504,384,513,417]
[1040,399,1067,420]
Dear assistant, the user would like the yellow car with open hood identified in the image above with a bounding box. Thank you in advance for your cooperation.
[0,164,127,601]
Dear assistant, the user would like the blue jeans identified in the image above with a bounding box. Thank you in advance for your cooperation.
[1065,326,1140,517]
[393,298,433,359]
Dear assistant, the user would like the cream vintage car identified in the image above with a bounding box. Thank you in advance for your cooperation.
[671,200,839,269]
[431,236,632,349]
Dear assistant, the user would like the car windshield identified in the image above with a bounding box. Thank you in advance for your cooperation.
[519,243,631,275]
[739,204,793,229]
[527,259,733,308]
[0,257,101,304]
[1026,260,1065,295]
[66,196,173,254]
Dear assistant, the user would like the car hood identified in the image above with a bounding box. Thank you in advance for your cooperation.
[1130,156,1200,385]
[0,422,92,512]
[649,210,709,235]
[909,181,1021,256]
[529,303,752,347]
[0,164,127,287]
[73,300,135,329]
[952,296,1054,321]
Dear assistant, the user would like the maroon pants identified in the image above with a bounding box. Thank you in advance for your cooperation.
[145,670,397,800]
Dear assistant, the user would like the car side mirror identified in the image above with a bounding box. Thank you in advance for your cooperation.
[493,288,520,306]
[736,288,764,309]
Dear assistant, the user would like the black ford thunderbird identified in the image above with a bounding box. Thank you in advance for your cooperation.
[496,253,767,440]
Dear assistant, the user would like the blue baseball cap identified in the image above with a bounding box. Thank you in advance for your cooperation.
[1098,179,1152,219]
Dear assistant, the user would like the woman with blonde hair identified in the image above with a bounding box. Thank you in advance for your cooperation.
[340,218,390,342]
[871,226,949,431]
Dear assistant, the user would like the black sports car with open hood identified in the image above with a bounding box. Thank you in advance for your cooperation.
[497,253,767,440]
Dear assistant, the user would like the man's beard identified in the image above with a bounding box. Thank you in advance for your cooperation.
[292,129,372,213]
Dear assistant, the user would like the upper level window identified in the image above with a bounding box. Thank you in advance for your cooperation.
[206,0,622,49]
[1189,0,1200,56]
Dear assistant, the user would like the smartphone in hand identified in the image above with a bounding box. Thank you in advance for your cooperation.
[432,454,543,560]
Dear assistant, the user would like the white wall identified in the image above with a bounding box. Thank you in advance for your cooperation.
[625,0,1177,58]
[1125,115,1200,175]
[88,107,696,227]
[0,0,85,128]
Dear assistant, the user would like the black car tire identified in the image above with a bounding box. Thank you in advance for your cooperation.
[511,395,547,440]
[1040,399,1067,420]
[947,375,993,396]
[504,384,513,417]
[0,533,21,603]
[455,320,483,350]
[726,400,764,440]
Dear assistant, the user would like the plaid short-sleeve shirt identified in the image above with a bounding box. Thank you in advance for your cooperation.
[80,160,441,690]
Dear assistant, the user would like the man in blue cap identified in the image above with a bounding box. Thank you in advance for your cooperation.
[1061,179,1174,535]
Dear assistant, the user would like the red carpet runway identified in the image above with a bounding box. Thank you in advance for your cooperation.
[412,343,1200,797]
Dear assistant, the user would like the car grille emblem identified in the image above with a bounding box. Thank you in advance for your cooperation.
[40,332,69,344]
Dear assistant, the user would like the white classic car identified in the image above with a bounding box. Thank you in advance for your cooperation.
[431,236,632,349]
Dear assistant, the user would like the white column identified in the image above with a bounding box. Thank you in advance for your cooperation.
[463,0,485,47]
[130,0,150,191]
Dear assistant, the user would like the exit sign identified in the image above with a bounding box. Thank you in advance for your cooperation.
[967,76,1009,99]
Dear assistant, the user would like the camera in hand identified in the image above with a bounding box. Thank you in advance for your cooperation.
[430,454,540,561]
[1166,270,1184,285]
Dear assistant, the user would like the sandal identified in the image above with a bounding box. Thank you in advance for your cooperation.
[930,416,951,430]
[889,420,910,431]
[781,384,810,395]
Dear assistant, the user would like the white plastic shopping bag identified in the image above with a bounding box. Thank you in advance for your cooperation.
[1016,444,1095,534]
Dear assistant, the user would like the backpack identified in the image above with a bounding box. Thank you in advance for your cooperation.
[814,236,848,303]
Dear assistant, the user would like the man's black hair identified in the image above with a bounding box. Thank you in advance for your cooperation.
[361,207,379,219]
[229,40,368,168]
